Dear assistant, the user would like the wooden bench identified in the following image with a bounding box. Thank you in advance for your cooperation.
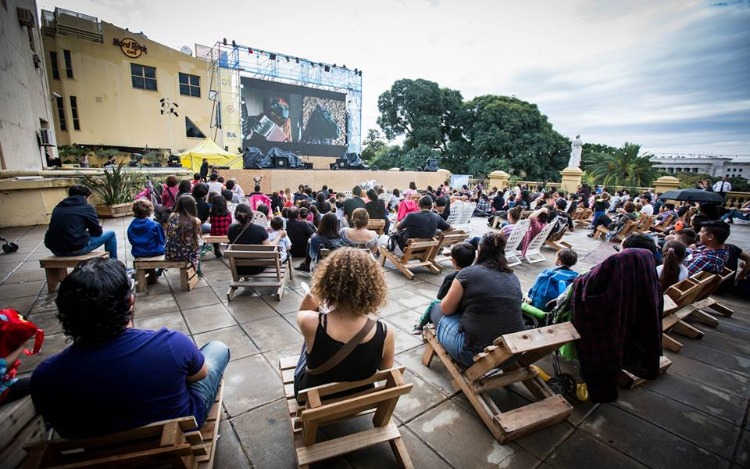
[422,322,580,443]
[367,219,387,236]
[203,235,229,245]
[430,230,470,270]
[39,252,110,293]
[378,238,441,280]
[133,256,199,293]
[279,357,414,468]
[225,244,290,301]
[1,397,45,469]
[23,382,223,468]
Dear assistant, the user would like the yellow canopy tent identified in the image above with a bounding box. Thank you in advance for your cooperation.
[179,138,243,172]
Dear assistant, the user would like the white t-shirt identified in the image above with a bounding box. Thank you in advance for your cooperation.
[207,181,224,194]
[656,264,689,283]
[268,230,291,262]
[641,204,654,216]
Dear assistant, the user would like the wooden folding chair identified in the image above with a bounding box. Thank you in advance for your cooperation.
[689,268,735,318]
[225,245,290,301]
[660,277,713,353]
[367,219,386,236]
[430,230,470,270]
[573,208,592,227]
[379,238,440,280]
[634,215,655,234]
[24,382,223,469]
[650,214,674,233]
[421,323,580,443]
[544,226,572,251]
[279,357,414,468]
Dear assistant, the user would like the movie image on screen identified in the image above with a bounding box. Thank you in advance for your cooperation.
[240,77,348,156]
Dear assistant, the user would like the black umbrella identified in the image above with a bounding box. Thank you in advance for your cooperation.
[658,188,724,203]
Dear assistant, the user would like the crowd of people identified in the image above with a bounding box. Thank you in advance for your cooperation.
[1,170,747,451]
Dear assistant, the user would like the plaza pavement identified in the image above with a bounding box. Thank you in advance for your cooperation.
[0,216,749,468]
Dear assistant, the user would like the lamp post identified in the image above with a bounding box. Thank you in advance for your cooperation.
[160,98,179,153]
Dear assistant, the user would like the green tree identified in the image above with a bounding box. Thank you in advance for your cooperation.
[361,129,387,162]
[377,79,463,152]
[587,142,661,187]
[581,143,617,171]
[445,95,569,180]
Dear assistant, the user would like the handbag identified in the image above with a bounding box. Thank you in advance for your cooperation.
[305,318,376,375]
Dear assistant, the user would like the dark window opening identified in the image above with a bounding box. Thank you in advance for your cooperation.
[185,116,206,138]
[63,49,73,78]
[131,63,157,91]
[55,96,67,131]
[179,73,201,97]
[70,96,80,131]
[50,51,60,80]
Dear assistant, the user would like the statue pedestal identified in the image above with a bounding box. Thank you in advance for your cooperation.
[654,176,680,195]
[560,167,583,195]
[489,170,510,190]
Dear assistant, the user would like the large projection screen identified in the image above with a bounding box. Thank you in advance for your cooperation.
[240,77,348,157]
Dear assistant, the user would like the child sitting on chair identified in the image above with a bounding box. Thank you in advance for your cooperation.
[523,248,579,317]
[412,242,476,334]
[268,216,292,263]
[209,195,232,258]
[127,200,165,258]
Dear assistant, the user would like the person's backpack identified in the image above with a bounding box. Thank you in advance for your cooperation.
[528,267,579,311]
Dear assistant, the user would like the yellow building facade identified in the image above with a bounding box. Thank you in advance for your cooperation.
[41,8,215,155]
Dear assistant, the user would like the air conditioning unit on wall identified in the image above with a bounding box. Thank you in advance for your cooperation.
[39,128,56,147]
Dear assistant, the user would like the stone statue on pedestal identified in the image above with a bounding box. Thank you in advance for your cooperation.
[567,135,583,168]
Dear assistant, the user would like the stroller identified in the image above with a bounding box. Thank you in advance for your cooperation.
[522,288,589,401]
[0,235,19,254]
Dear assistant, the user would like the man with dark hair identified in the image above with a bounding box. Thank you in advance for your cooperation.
[199,158,209,182]
[30,258,229,438]
[44,185,118,259]
[389,195,451,253]
[191,183,211,233]
[343,185,366,224]
[207,172,223,194]
[434,196,450,221]
[287,208,315,270]
[687,220,730,275]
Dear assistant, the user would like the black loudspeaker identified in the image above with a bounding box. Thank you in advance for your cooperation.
[336,158,348,169]
[303,162,314,169]
[425,158,439,172]
[274,156,288,169]
[330,162,338,170]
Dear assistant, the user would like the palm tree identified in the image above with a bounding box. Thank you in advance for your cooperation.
[587,142,660,187]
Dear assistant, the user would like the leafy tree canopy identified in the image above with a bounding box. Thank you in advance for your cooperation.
[586,142,661,187]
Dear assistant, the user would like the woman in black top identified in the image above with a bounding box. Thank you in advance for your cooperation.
[364,188,390,233]
[227,204,286,275]
[191,183,211,233]
[309,213,349,266]
[294,248,394,396]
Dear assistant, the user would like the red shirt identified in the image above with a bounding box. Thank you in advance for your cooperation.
[209,214,232,236]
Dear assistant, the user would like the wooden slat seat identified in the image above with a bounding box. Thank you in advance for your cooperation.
[431,230,470,270]
[203,235,229,245]
[225,244,290,301]
[133,256,199,293]
[421,323,580,443]
[1,397,45,469]
[279,358,414,468]
[39,251,109,293]
[660,275,716,352]
[23,381,223,469]
[544,226,572,251]
[378,238,440,280]
[689,268,735,318]
[367,219,386,236]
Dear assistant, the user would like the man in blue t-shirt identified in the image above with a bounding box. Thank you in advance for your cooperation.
[30,258,229,438]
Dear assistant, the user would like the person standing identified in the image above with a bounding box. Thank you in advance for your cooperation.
[45,185,117,259]
[713,176,732,197]
[199,158,209,182]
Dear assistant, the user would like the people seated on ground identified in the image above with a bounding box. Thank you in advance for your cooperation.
[519,206,550,256]
[228,204,287,276]
[127,200,165,258]
[0,310,43,407]
[500,206,523,239]
[721,200,750,223]
[343,185,367,226]
[340,208,379,255]
[209,195,232,258]
[412,242,476,334]
[525,248,579,312]
[207,173,223,195]
[268,216,292,263]
[657,240,688,290]
[287,208,317,271]
[364,188,390,233]
[474,193,492,217]
[428,232,525,367]
[45,185,118,260]
[165,196,202,273]
[30,258,229,438]
[388,195,452,255]
[293,248,394,398]
[687,220,730,275]
[307,213,350,270]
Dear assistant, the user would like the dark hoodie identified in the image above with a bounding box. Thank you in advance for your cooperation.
[44,196,102,254]
[127,218,165,258]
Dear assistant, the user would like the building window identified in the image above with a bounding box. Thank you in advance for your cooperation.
[55,96,67,131]
[185,116,206,138]
[179,73,200,97]
[50,51,60,80]
[63,49,73,78]
[70,96,80,131]
[131,63,157,91]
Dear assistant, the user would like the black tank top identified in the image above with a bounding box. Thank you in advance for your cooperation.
[295,313,387,393]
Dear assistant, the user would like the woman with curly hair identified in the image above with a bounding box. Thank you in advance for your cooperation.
[165,195,202,272]
[293,248,394,396]
[429,231,525,366]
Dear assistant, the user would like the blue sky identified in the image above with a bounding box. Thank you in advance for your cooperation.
[40,0,750,156]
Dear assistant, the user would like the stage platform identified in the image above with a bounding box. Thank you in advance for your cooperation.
[221,168,450,194]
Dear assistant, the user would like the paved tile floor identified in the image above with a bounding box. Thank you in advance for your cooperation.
[1,216,749,468]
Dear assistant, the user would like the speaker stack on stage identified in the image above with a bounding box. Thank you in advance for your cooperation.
[273,156,289,169]
[424,158,439,172]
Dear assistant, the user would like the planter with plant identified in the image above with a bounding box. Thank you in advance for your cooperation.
[77,163,144,218]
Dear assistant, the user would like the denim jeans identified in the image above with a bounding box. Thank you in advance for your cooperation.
[429,303,475,367]
[63,230,118,260]
[190,341,230,426]
[722,210,750,222]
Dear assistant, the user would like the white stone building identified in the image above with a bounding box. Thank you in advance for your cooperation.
[650,154,749,179]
